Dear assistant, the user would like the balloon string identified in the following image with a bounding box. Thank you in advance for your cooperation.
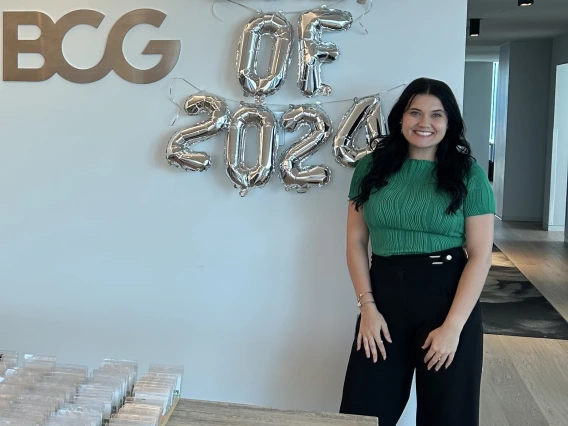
[355,0,373,35]
[168,77,203,126]
[212,0,373,30]
[168,77,406,126]
[380,83,406,95]
[271,0,349,15]
[212,0,261,20]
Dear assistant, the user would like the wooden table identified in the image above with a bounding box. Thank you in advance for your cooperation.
[166,399,378,425]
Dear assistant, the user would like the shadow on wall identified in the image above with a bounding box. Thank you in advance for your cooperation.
[255,191,356,413]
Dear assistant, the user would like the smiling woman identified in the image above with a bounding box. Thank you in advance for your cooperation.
[338,78,496,426]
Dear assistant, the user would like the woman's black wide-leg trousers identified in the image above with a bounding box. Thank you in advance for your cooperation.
[339,247,483,426]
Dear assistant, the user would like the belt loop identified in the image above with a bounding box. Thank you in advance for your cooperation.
[430,254,443,265]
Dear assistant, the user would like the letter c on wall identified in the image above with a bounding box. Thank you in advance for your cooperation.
[52,10,114,84]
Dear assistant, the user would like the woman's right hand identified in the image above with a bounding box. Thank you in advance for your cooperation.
[357,305,392,362]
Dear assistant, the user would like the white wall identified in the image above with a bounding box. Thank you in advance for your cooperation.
[493,40,552,222]
[543,33,568,237]
[465,45,500,63]
[463,62,494,174]
[0,0,468,420]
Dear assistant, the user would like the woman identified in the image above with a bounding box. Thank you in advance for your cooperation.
[339,77,495,426]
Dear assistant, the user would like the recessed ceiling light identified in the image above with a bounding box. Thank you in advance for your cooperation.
[518,0,534,6]
[469,18,480,37]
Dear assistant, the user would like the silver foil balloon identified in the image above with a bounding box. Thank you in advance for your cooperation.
[298,8,353,98]
[333,95,388,168]
[166,93,230,172]
[225,102,279,197]
[236,13,293,100]
[279,104,333,193]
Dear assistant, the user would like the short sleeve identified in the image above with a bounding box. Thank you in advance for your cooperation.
[463,162,496,217]
[348,154,373,200]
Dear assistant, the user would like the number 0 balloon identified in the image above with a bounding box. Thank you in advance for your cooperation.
[225,102,279,197]
[236,13,293,101]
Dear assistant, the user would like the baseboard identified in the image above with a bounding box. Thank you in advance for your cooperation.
[543,225,565,232]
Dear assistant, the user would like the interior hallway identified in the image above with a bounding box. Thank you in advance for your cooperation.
[481,220,568,426]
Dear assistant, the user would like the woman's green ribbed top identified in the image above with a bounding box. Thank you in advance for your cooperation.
[349,155,496,256]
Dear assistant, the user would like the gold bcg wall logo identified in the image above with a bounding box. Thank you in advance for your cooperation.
[3,9,181,84]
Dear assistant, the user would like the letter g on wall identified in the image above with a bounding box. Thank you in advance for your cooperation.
[2,9,181,84]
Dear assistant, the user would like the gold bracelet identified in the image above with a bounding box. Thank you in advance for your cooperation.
[357,291,373,303]
[358,300,376,308]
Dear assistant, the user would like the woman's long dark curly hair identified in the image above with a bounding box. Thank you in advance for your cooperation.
[351,77,475,215]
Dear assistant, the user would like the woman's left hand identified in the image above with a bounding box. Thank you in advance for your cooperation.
[422,323,462,371]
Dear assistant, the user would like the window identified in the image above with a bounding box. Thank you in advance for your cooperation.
[489,61,499,144]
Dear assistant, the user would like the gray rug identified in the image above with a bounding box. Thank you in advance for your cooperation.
[480,245,568,340]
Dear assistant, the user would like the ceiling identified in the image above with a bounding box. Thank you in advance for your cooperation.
[466,0,568,46]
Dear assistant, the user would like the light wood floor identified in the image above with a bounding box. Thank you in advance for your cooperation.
[481,220,568,426]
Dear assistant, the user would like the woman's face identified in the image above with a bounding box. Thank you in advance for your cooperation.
[401,94,448,157]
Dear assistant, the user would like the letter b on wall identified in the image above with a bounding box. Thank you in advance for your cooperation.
[3,9,181,84]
